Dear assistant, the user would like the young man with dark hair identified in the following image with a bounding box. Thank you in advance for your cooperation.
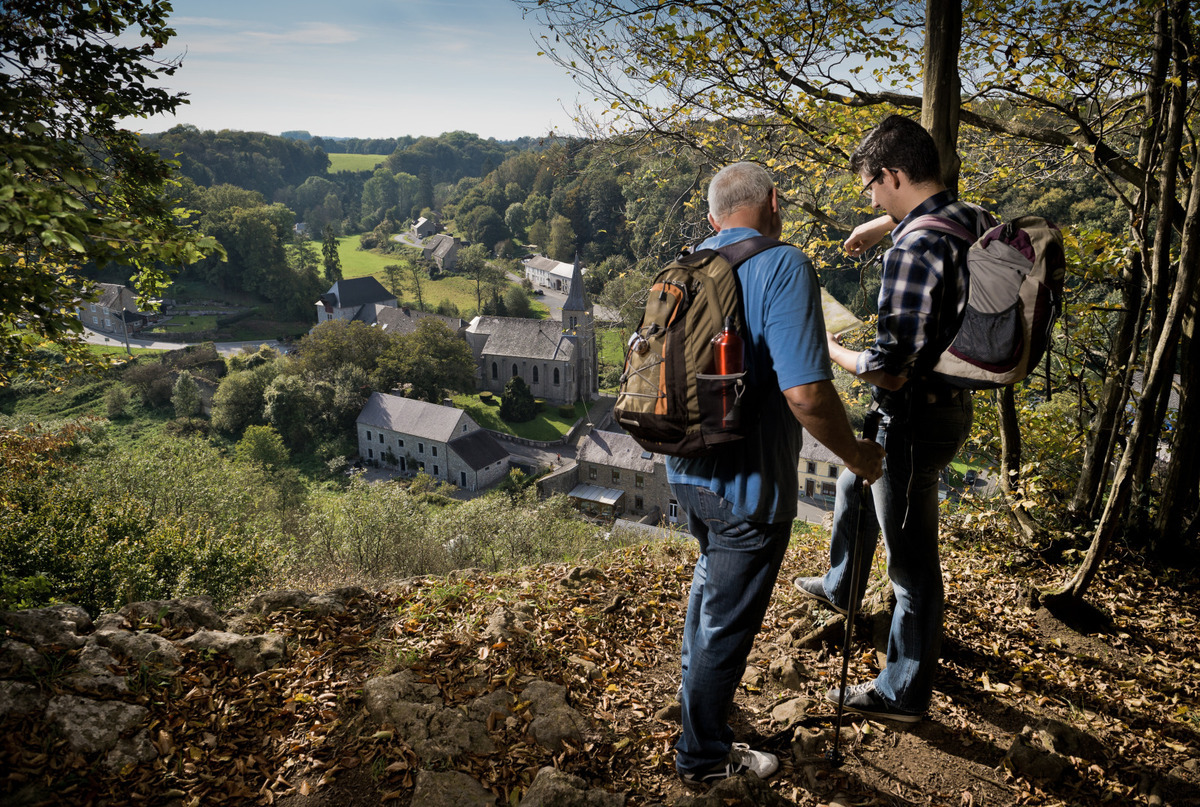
[795,115,992,723]
[671,162,884,787]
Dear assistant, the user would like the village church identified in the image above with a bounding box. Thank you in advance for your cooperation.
[464,256,598,406]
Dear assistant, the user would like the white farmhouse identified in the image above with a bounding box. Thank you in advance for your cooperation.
[355,393,510,492]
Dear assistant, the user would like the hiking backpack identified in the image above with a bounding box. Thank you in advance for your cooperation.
[612,236,784,458]
[897,213,1066,389]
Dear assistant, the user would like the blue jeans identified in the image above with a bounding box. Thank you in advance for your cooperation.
[671,483,792,774]
[821,391,972,713]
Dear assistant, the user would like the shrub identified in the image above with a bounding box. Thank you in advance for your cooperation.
[104,385,130,419]
[499,376,536,422]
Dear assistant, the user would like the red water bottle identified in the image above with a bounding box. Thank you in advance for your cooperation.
[711,316,743,375]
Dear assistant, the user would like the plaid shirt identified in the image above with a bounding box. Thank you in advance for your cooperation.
[857,190,992,380]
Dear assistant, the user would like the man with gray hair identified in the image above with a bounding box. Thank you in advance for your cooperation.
[670,161,884,788]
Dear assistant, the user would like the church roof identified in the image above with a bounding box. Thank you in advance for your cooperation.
[563,253,588,311]
[469,317,575,362]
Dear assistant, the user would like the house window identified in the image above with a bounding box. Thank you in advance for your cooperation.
[379,433,384,443]
[806,461,817,474]
[432,446,438,457]
[669,500,679,520]
[366,430,372,441]
[398,439,404,447]
[462,424,468,432]
[400,457,407,472]
[418,443,425,454]
[635,473,644,489]
[821,482,837,497]
[828,465,839,477]
[634,495,644,510]
[418,462,425,472]
[512,363,519,377]
[368,448,374,459]
[588,467,597,481]
[433,465,439,477]
[460,471,467,487]
[611,470,620,483]
[553,368,560,384]
[92,315,99,324]
[492,362,498,379]
[533,366,539,384]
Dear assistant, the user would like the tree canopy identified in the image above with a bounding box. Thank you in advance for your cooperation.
[0,0,222,386]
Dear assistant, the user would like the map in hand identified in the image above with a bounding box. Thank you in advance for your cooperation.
[820,288,865,336]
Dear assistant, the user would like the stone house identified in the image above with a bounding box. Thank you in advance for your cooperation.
[411,216,437,239]
[374,305,468,338]
[538,430,679,525]
[315,277,397,326]
[423,234,460,272]
[464,256,597,406]
[523,254,587,294]
[355,393,509,492]
[798,429,843,501]
[76,282,147,336]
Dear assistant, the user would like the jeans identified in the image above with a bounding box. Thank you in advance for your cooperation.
[671,483,792,774]
[821,391,972,713]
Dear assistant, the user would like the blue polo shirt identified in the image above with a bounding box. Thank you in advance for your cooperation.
[666,228,832,523]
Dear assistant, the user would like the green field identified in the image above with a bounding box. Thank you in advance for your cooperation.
[329,236,498,317]
[326,153,389,173]
[450,394,592,441]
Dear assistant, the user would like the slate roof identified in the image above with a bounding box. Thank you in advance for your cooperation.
[356,393,473,443]
[563,254,588,311]
[448,430,510,471]
[428,234,458,260]
[468,317,575,362]
[374,306,467,337]
[576,430,663,473]
[324,277,396,309]
[93,282,138,312]
[524,255,571,274]
[798,428,839,465]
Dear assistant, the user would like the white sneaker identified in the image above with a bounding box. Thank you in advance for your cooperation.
[679,742,779,789]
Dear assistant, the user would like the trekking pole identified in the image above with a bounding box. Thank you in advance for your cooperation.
[827,407,883,768]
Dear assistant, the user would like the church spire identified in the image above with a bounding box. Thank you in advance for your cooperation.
[563,252,588,312]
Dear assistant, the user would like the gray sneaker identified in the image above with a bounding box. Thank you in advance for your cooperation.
[826,681,924,723]
[793,576,847,615]
[679,743,780,789]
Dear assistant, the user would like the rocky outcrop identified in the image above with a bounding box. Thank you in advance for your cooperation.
[0,589,625,806]
[0,595,293,774]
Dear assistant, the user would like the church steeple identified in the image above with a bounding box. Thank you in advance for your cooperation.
[563,252,588,314]
[560,252,598,399]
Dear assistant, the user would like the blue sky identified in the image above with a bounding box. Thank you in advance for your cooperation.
[122,0,591,141]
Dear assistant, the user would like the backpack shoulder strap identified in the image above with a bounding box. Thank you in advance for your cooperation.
[895,215,976,244]
[713,235,788,267]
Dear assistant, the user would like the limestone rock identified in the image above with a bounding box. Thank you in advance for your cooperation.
[519,766,624,806]
[0,681,47,718]
[522,680,588,753]
[44,695,156,770]
[117,595,226,633]
[1,604,92,650]
[411,769,498,807]
[179,629,285,673]
[95,629,183,673]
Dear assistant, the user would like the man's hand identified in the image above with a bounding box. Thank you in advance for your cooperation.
[843,214,893,257]
[846,438,885,484]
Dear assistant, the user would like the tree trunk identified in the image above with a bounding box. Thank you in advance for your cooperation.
[1049,1,1200,604]
[996,387,1039,540]
[922,0,963,190]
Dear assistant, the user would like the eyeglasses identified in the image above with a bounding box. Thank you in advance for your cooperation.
[860,170,885,197]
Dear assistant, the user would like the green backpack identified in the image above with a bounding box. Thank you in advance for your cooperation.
[613,236,784,458]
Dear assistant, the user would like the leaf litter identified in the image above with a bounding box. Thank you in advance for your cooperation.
[1,528,1198,806]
